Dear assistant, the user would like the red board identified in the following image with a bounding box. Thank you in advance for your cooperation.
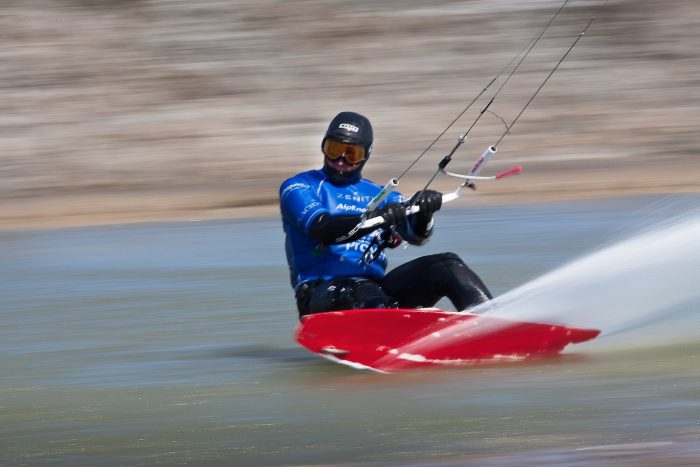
[295,308,600,372]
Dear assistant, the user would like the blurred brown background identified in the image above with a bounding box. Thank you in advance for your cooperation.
[1,0,698,229]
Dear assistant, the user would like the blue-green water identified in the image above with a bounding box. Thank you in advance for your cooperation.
[2,195,699,465]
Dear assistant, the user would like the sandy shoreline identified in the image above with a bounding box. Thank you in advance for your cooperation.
[2,1,698,231]
[3,160,697,231]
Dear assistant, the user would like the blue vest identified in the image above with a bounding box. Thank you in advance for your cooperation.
[279,169,406,288]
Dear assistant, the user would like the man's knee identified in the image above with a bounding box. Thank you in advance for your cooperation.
[437,251,463,263]
[420,252,466,270]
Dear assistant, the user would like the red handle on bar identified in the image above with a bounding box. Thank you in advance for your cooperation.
[495,165,523,179]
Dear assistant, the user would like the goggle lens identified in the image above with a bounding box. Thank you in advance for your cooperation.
[323,139,366,164]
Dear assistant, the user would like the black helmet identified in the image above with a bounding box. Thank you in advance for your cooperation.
[321,111,373,184]
[322,111,373,156]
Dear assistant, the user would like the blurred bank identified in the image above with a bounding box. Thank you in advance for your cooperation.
[1,0,698,229]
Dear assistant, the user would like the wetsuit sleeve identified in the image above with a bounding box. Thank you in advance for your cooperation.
[308,212,375,244]
[279,179,328,234]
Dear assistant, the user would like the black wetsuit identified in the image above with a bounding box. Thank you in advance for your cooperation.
[296,252,492,318]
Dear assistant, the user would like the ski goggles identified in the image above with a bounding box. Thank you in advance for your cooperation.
[322,139,366,164]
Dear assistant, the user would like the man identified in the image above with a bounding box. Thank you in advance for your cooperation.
[279,111,492,318]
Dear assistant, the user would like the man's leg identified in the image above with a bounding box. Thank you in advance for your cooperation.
[380,252,492,311]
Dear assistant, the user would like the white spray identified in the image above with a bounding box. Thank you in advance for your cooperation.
[472,211,700,350]
[395,210,700,360]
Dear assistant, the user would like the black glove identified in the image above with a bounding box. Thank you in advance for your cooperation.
[373,202,407,227]
[409,189,442,234]
[410,190,442,218]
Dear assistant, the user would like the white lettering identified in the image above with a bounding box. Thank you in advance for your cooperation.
[300,201,320,216]
[339,123,359,133]
[335,193,372,202]
[281,182,311,198]
[343,232,382,252]
[296,201,321,224]
[335,203,366,214]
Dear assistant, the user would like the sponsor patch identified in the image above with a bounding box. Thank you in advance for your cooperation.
[339,123,359,133]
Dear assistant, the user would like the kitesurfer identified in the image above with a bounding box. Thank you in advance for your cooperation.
[280,111,492,318]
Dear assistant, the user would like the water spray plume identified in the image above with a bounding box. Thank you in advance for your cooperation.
[396,211,700,358]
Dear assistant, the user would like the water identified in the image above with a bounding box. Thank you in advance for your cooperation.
[486,211,700,348]
[1,195,699,465]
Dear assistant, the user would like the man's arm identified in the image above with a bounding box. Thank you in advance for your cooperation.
[308,203,408,244]
[308,213,365,244]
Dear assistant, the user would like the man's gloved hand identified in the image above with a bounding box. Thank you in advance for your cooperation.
[408,190,442,239]
[410,190,442,219]
[373,202,407,227]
